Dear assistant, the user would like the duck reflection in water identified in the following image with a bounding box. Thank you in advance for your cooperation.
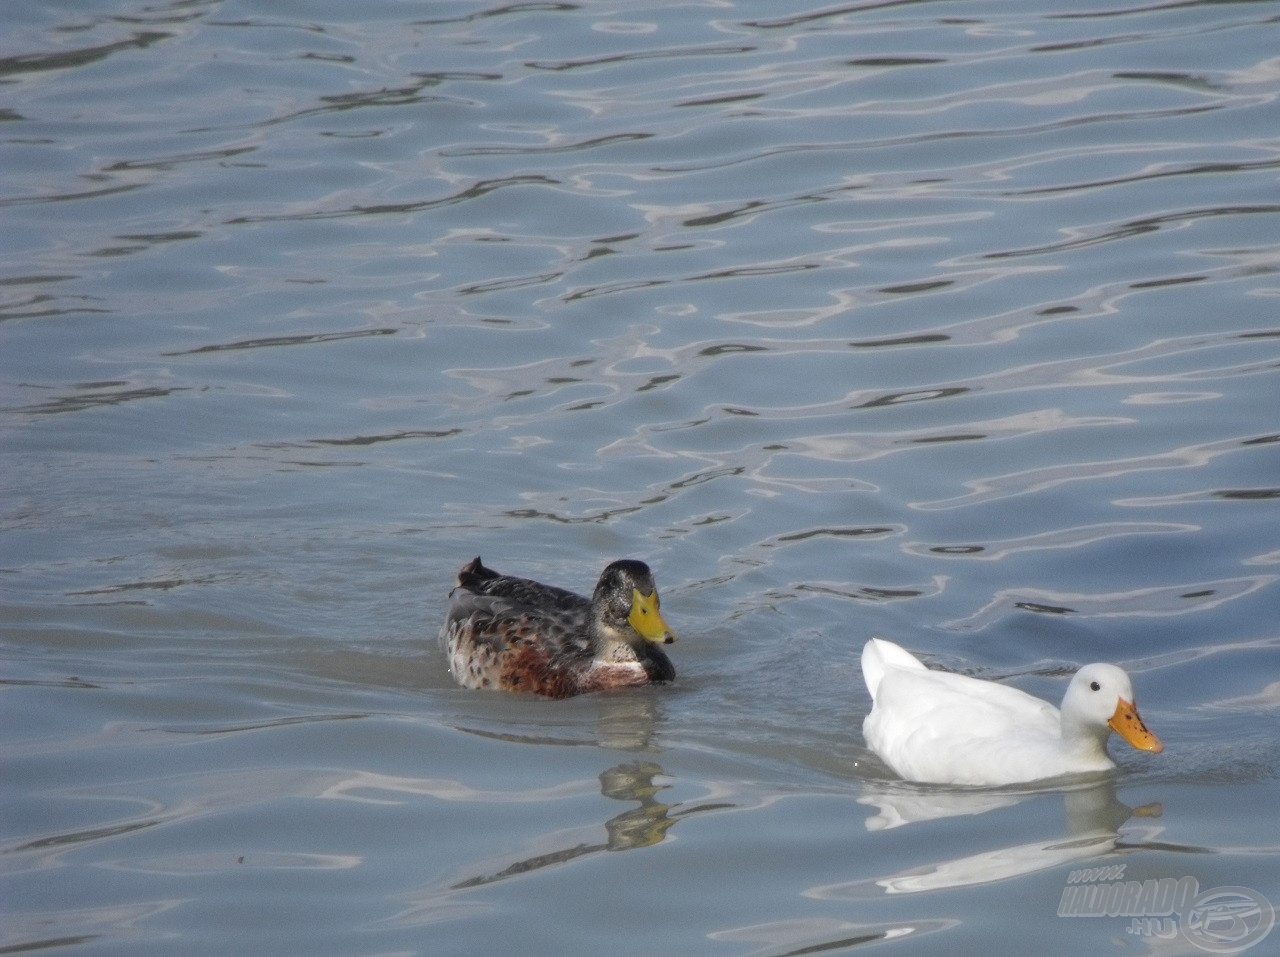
[827,778,1164,895]
[449,761,727,890]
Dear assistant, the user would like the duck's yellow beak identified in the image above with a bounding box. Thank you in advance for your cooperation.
[1109,698,1163,753]
[629,589,677,644]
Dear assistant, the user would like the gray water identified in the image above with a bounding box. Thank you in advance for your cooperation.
[4,1,1280,954]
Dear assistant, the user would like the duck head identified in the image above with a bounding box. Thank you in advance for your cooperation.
[593,559,678,645]
[1064,663,1163,753]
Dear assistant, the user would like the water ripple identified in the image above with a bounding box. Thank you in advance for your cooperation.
[915,432,1278,511]
[947,574,1278,629]
[4,2,1280,953]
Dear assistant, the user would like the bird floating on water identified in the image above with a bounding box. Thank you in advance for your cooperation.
[439,557,678,698]
[861,637,1162,786]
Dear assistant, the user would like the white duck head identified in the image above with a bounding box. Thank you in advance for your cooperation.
[1061,663,1163,756]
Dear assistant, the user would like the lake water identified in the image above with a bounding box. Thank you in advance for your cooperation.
[4,1,1279,954]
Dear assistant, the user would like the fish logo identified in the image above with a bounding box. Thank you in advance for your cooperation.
[1182,886,1275,953]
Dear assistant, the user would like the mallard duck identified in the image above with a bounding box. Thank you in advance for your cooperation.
[439,557,678,698]
[861,638,1162,786]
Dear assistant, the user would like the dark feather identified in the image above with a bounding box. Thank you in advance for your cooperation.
[439,557,677,697]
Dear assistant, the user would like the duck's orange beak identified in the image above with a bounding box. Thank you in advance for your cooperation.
[629,589,677,644]
[1109,698,1163,753]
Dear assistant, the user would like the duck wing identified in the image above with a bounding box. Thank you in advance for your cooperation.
[864,657,1064,786]
[442,597,592,658]
[455,557,590,616]
[440,560,593,685]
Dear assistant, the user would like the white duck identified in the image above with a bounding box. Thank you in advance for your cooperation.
[861,638,1162,787]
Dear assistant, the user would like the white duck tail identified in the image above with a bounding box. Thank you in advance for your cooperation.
[861,636,927,698]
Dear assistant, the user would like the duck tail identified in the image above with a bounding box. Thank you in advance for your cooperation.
[861,637,925,699]
[456,556,501,589]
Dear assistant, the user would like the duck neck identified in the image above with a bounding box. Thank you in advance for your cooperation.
[1059,710,1111,762]
[590,616,644,663]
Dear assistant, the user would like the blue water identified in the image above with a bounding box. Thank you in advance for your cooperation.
[4,1,1279,954]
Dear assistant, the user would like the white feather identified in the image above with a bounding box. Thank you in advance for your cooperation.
[860,638,1161,786]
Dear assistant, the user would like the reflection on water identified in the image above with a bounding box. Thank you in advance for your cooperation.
[825,780,1161,896]
[452,688,669,751]
[708,916,960,957]
[859,784,1026,833]
[393,758,733,926]
[450,761,688,889]
[0,900,180,956]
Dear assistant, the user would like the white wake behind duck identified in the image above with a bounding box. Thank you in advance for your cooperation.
[861,638,1163,787]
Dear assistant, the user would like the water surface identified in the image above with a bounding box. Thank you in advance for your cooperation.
[4,1,1280,954]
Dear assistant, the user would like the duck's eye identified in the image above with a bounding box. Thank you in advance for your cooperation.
[1090,680,1101,692]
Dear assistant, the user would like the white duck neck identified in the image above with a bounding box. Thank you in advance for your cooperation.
[1057,703,1112,763]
